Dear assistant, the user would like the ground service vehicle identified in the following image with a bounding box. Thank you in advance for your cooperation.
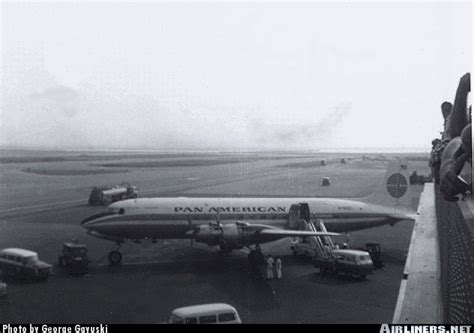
[0,248,53,281]
[364,243,384,269]
[409,171,432,185]
[314,249,374,279]
[88,183,138,205]
[58,242,89,275]
[169,303,242,324]
[322,177,331,186]
[291,238,319,257]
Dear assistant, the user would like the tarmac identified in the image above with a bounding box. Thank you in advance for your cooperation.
[0,151,428,323]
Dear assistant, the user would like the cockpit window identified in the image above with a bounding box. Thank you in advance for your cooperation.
[81,212,117,225]
[118,208,125,215]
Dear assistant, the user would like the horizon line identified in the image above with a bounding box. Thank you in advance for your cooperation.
[0,144,431,154]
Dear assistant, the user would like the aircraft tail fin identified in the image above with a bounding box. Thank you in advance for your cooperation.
[361,158,412,209]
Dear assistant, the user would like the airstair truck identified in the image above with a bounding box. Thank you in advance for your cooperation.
[289,203,374,279]
[88,183,138,206]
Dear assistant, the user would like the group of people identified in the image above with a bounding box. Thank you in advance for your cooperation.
[247,246,282,281]
[430,73,472,202]
[265,255,282,280]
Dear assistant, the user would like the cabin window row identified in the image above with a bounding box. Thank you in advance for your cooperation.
[0,254,23,263]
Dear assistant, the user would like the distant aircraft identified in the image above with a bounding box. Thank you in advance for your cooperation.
[82,158,415,264]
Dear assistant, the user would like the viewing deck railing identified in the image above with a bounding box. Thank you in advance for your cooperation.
[393,183,473,324]
[435,188,473,323]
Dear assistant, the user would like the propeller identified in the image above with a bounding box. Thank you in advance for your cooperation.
[187,217,195,247]
[216,208,221,227]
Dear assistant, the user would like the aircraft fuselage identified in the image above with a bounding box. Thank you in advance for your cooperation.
[81,197,413,242]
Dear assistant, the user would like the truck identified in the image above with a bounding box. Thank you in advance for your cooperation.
[409,171,433,185]
[291,239,374,278]
[314,249,374,279]
[58,242,89,275]
[363,243,384,269]
[88,183,138,206]
[322,177,331,186]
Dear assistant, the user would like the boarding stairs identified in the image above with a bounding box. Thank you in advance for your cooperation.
[300,219,334,259]
[289,203,335,260]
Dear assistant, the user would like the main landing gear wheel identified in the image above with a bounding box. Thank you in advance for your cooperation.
[108,251,122,265]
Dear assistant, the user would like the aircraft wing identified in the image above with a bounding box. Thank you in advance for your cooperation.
[258,229,339,237]
[238,222,339,238]
[187,222,340,247]
[255,228,339,243]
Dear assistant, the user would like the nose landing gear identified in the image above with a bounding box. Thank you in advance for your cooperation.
[108,243,123,265]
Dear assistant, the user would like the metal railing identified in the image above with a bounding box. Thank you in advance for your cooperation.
[435,188,474,323]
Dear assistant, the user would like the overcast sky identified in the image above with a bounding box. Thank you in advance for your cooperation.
[1,1,472,152]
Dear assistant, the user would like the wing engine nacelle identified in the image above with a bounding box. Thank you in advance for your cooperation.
[193,222,258,249]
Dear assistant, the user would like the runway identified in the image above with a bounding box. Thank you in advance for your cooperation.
[0,150,429,323]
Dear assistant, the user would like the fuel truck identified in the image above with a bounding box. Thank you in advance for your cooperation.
[88,183,138,205]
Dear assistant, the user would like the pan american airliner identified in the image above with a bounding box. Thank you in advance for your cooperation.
[82,158,415,264]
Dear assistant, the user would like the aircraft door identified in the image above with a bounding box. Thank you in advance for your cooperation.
[288,203,311,230]
[299,203,310,222]
[288,204,301,230]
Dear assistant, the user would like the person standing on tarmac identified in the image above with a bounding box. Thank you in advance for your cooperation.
[275,257,282,280]
[266,255,274,280]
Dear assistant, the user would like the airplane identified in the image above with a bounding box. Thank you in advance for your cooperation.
[81,158,416,265]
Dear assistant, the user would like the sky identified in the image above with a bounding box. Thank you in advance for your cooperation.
[1,1,472,152]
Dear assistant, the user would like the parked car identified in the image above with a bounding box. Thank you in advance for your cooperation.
[0,248,53,281]
[168,303,242,324]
